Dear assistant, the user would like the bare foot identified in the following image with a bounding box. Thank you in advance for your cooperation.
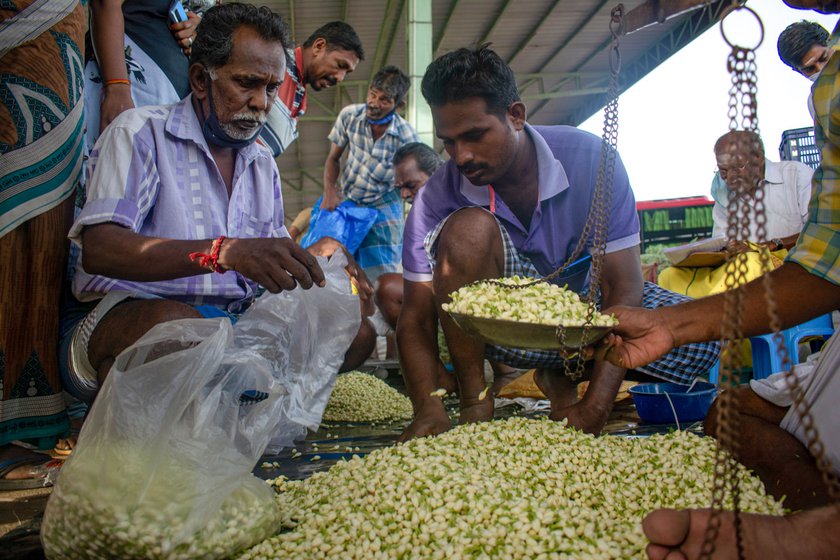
[435,363,459,395]
[533,368,578,410]
[534,367,609,433]
[643,506,840,560]
[549,401,609,435]
[459,397,494,425]
[399,402,451,442]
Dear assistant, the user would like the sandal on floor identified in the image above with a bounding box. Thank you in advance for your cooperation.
[54,437,76,457]
[0,449,59,491]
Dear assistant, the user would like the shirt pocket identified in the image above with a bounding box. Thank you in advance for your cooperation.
[234,211,277,238]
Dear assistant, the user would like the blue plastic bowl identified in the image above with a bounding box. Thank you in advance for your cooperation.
[629,382,717,424]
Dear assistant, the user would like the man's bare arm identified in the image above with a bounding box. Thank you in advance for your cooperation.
[604,261,840,371]
[322,143,344,210]
[82,223,325,292]
[397,279,452,440]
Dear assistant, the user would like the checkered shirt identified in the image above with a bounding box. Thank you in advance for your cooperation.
[787,21,840,286]
[328,103,419,205]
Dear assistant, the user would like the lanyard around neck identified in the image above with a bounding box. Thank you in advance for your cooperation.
[488,185,495,214]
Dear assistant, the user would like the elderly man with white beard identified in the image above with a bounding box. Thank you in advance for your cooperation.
[60,3,371,406]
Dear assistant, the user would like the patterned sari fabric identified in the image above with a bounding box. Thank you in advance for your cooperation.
[0,0,85,447]
[83,0,190,154]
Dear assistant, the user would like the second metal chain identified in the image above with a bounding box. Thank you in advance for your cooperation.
[479,5,624,381]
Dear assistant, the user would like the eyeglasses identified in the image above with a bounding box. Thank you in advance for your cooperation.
[715,163,747,179]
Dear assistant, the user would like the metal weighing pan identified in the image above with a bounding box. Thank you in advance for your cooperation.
[448,312,612,350]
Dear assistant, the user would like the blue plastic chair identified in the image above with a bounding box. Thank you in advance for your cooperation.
[748,313,834,380]
[707,361,720,384]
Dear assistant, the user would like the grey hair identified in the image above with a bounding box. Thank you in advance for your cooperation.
[393,142,444,176]
[370,65,411,106]
[190,3,291,71]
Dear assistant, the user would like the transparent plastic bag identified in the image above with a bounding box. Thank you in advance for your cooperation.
[235,253,361,453]
[41,255,361,558]
[41,319,287,559]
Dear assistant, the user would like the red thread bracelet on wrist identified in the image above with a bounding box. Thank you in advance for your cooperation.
[103,78,130,87]
[189,235,227,273]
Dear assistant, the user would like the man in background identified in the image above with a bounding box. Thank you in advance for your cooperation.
[321,66,420,282]
[375,142,445,331]
[710,130,813,252]
[260,21,364,157]
[778,20,831,81]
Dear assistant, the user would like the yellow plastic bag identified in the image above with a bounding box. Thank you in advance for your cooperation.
[658,245,786,299]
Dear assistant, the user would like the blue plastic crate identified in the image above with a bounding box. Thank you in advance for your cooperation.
[779,127,820,169]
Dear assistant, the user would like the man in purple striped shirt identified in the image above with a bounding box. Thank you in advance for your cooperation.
[61,4,371,404]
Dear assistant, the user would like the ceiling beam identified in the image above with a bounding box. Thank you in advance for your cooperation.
[369,0,397,78]
[478,0,514,45]
[289,0,296,42]
[564,0,733,125]
[536,0,612,73]
[517,71,604,80]
[299,115,350,122]
[521,0,610,119]
[308,93,340,117]
[506,0,564,66]
[380,0,407,70]
[622,0,743,35]
[522,87,609,100]
[369,0,406,79]
[433,0,460,53]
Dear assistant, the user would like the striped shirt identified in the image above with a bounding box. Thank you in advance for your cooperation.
[787,20,840,286]
[69,96,289,313]
[328,103,419,205]
[260,46,307,157]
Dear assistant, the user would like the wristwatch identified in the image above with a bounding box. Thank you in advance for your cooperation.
[770,238,784,251]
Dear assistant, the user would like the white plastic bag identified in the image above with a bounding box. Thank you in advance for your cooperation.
[42,319,286,559]
[235,253,360,453]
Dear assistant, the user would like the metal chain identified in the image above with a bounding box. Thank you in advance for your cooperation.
[705,3,839,558]
[571,6,622,381]
[701,5,763,557]
[479,5,623,382]
[756,230,840,500]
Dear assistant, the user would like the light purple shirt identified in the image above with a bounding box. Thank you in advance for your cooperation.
[69,95,289,312]
[403,124,640,282]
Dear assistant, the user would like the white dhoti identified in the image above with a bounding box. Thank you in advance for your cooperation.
[750,333,840,475]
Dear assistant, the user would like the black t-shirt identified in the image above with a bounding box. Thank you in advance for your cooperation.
[121,0,190,97]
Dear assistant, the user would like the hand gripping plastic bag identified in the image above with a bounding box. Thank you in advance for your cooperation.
[234,252,361,453]
[300,197,379,254]
[41,319,287,559]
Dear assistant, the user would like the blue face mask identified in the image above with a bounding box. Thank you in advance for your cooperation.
[366,107,396,126]
[199,75,264,149]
